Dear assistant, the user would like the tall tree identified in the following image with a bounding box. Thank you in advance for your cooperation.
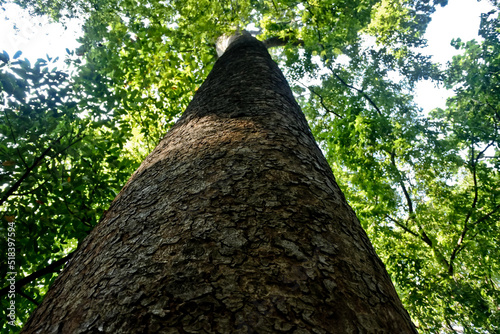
[21,33,417,333]
[4,0,499,332]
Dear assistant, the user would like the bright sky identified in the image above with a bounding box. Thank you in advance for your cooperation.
[0,0,495,112]
[0,3,82,62]
[415,0,494,112]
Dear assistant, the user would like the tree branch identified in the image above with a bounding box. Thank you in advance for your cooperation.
[325,63,383,117]
[448,141,491,275]
[8,180,47,196]
[445,317,459,334]
[18,288,40,306]
[471,98,500,123]
[451,202,500,269]
[312,29,384,117]
[472,203,500,226]
[0,133,84,207]
[390,150,414,215]
[306,85,343,118]
[63,197,92,228]
[263,36,304,49]
[0,133,65,207]
[0,252,75,298]
[388,150,451,270]
[385,214,419,238]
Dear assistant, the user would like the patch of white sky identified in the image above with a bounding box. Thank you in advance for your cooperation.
[0,3,83,65]
[0,0,495,113]
[415,0,494,113]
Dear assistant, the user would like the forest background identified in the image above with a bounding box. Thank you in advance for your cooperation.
[0,0,499,333]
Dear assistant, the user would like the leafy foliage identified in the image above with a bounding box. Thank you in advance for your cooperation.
[1,0,499,333]
[0,51,138,327]
[302,6,500,332]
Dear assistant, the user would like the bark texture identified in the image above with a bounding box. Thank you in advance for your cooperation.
[22,35,417,333]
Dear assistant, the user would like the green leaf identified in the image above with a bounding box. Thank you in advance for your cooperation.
[13,50,23,59]
[0,51,9,63]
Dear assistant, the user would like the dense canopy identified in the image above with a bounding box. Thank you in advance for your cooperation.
[0,0,499,332]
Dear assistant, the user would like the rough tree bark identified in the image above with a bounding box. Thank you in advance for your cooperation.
[22,34,417,333]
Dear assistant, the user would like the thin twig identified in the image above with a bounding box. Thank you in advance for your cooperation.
[385,214,419,237]
[448,142,487,275]
[0,133,65,207]
[18,289,40,306]
[390,150,414,215]
[306,85,343,118]
[0,133,85,207]
[63,197,92,228]
[471,203,500,226]
[263,36,304,48]
[325,63,384,117]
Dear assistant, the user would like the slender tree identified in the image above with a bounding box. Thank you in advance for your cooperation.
[21,33,417,333]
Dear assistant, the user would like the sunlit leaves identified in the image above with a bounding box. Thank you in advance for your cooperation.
[0,52,139,330]
[300,4,499,332]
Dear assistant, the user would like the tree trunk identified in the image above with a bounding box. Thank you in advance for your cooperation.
[22,34,417,334]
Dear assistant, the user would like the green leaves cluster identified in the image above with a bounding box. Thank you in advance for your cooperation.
[0,51,138,327]
[301,5,500,332]
[2,0,499,333]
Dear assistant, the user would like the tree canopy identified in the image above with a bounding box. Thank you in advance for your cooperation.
[1,0,499,332]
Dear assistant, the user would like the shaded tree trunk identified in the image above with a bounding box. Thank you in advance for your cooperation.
[22,34,417,333]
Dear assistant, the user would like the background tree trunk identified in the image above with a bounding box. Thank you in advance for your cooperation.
[22,34,417,333]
